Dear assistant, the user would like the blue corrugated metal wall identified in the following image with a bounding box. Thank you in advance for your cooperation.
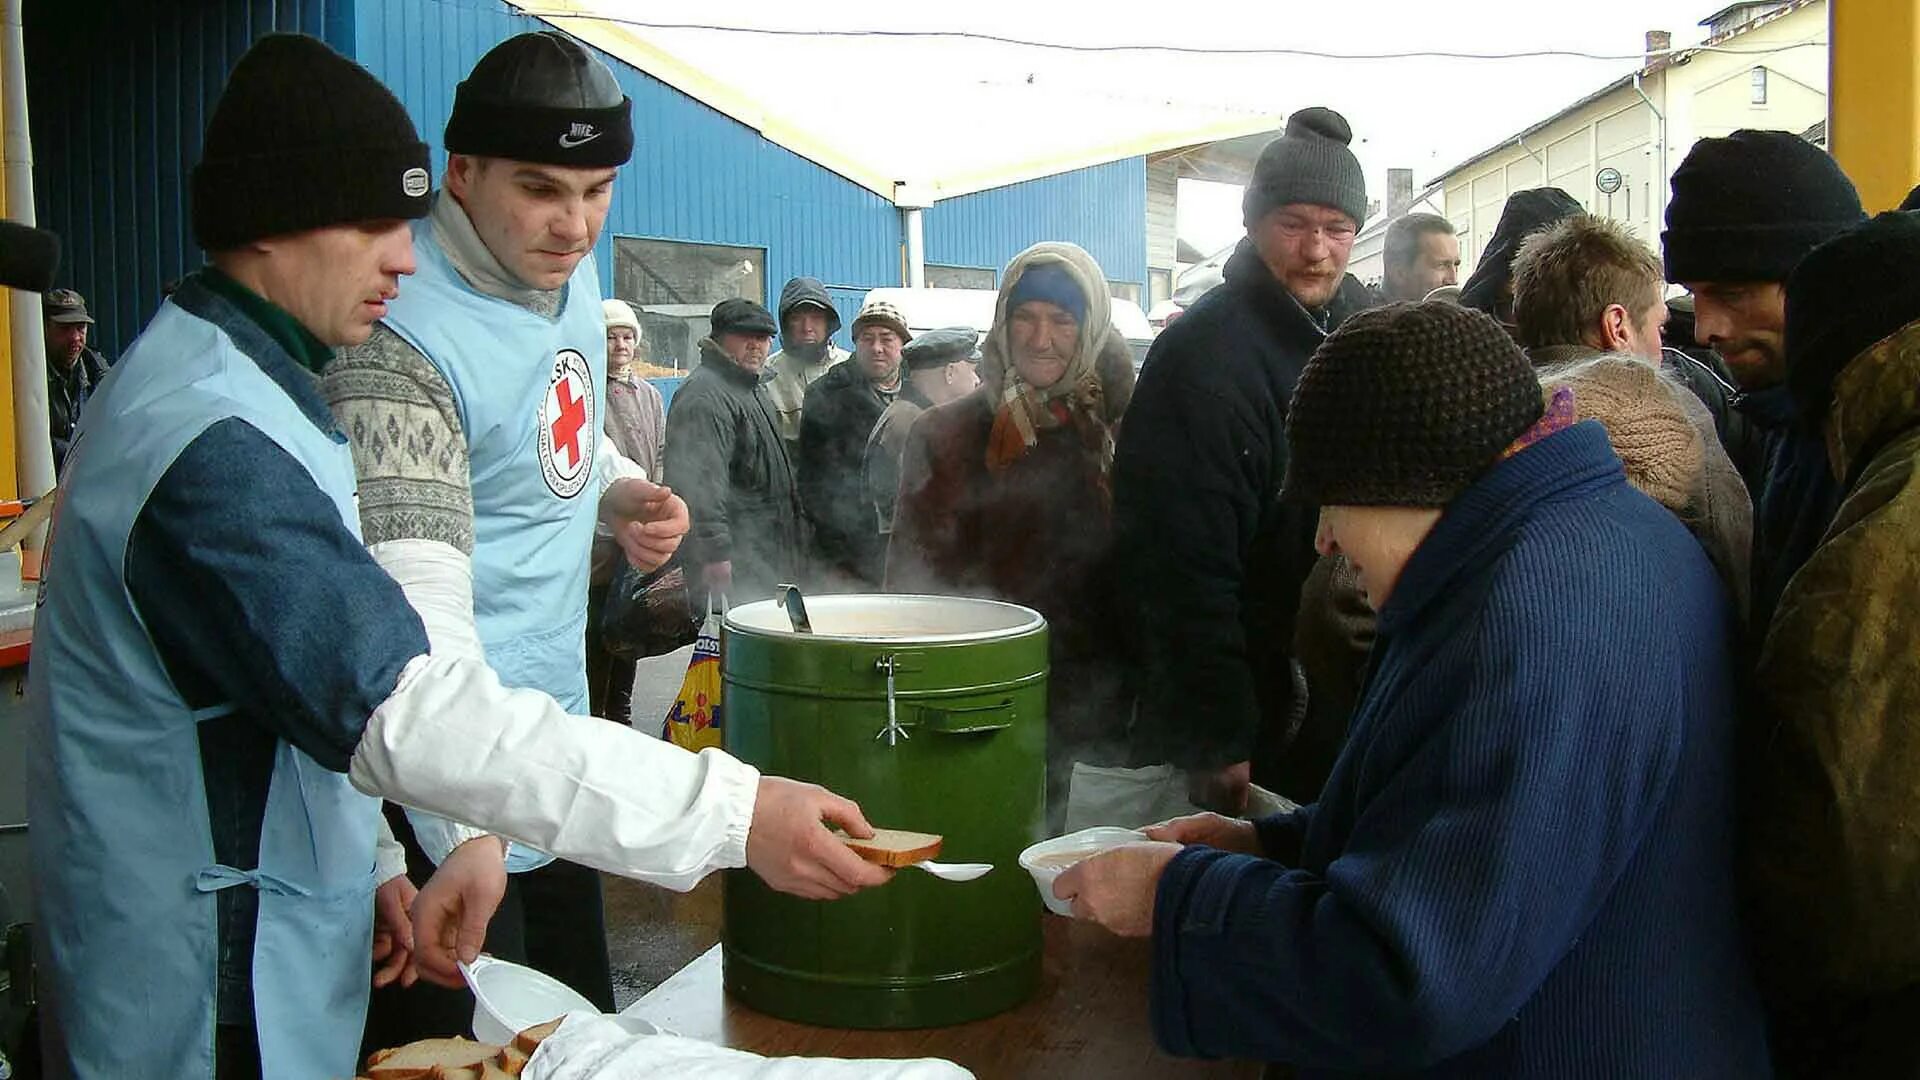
[26,0,1149,356]
[923,159,1149,292]
[25,0,353,357]
[350,0,902,346]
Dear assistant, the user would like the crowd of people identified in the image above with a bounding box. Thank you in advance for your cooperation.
[18,21,1920,1080]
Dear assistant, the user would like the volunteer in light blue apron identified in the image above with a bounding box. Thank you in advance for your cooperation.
[323,31,688,1033]
[27,35,866,1080]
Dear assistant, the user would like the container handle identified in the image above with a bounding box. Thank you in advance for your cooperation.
[918,700,1016,735]
[873,655,911,747]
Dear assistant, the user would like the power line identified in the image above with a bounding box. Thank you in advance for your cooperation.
[519,12,1824,63]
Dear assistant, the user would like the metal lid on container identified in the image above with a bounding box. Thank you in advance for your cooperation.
[725,593,1044,645]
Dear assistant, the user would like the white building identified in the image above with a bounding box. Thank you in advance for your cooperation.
[1354,0,1827,285]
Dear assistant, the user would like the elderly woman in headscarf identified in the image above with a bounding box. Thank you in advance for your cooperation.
[888,242,1136,826]
[1058,301,1768,1077]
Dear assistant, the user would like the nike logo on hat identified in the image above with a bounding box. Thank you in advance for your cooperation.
[559,121,601,149]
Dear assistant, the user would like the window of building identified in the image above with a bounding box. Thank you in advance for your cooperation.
[1751,66,1769,105]
[926,264,996,290]
[1149,268,1173,307]
[1108,281,1142,305]
[612,237,766,371]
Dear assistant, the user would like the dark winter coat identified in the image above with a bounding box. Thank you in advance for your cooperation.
[662,341,804,606]
[887,331,1136,800]
[1151,423,1770,1077]
[1744,320,1920,1079]
[1280,553,1372,803]
[48,345,109,473]
[1111,238,1374,777]
[1735,383,1842,636]
[861,384,934,550]
[797,359,894,588]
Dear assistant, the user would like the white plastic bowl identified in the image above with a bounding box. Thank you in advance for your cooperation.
[1017,827,1147,916]
[460,954,600,1045]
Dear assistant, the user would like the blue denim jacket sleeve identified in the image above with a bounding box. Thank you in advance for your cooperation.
[126,417,430,772]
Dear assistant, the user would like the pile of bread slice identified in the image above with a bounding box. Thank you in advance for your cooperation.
[353,1018,562,1079]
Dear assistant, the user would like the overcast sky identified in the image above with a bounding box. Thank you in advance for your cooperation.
[586,1,1762,251]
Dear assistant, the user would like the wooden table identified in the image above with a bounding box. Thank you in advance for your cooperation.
[619,916,1260,1079]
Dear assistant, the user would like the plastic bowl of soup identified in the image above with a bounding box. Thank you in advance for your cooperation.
[1017,827,1147,916]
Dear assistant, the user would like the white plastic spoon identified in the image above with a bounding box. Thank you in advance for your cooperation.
[911,860,993,882]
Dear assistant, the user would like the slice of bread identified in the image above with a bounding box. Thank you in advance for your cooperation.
[365,1037,501,1080]
[511,1018,564,1055]
[840,828,943,867]
[496,1044,531,1077]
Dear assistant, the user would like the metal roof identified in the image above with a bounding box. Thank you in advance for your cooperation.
[506,0,1284,204]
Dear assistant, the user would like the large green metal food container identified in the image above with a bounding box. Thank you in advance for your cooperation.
[720,594,1048,1029]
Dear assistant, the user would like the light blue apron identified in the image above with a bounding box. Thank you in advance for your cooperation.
[382,217,606,871]
[27,293,379,1079]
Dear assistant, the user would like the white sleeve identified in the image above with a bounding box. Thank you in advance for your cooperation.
[366,538,496,863]
[374,813,410,886]
[597,436,648,493]
[347,653,758,890]
[594,439,650,539]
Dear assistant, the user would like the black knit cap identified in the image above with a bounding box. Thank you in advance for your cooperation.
[711,297,777,338]
[1242,107,1368,229]
[445,31,633,169]
[1284,301,1545,507]
[191,34,429,251]
[1662,130,1864,284]
[1785,210,1920,423]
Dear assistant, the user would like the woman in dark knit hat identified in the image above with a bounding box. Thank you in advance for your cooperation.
[1058,302,1769,1078]
[888,242,1135,829]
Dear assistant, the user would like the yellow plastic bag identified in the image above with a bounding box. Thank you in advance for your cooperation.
[664,603,724,751]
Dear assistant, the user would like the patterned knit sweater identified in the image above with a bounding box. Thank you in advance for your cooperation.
[1150,423,1771,1078]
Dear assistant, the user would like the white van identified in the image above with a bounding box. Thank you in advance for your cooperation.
[861,287,1157,369]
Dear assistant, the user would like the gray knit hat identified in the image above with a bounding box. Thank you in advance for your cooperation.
[1284,301,1544,506]
[1242,107,1368,229]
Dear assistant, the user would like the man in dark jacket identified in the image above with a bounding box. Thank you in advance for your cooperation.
[1112,106,1374,814]
[798,297,909,588]
[863,325,979,555]
[663,299,804,608]
[43,287,111,472]
[1747,211,1920,1079]
[1661,129,1864,635]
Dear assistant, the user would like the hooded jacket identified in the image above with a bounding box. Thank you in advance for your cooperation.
[1458,188,1584,320]
[888,243,1136,812]
[662,340,805,605]
[1111,238,1374,776]
[1744,318,1920,1078]
[765,277,848,450]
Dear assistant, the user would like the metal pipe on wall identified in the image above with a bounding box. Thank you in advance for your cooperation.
[1631,71,1668,237]
[2,0,52,571]
[902,207,926,288]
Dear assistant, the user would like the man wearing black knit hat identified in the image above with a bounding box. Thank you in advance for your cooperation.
[1111,106,1377,813]
[1743,211,1920,1079]
[1662,129,1865,634]
[29,34,889,1080]
[323,31,887,1047]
